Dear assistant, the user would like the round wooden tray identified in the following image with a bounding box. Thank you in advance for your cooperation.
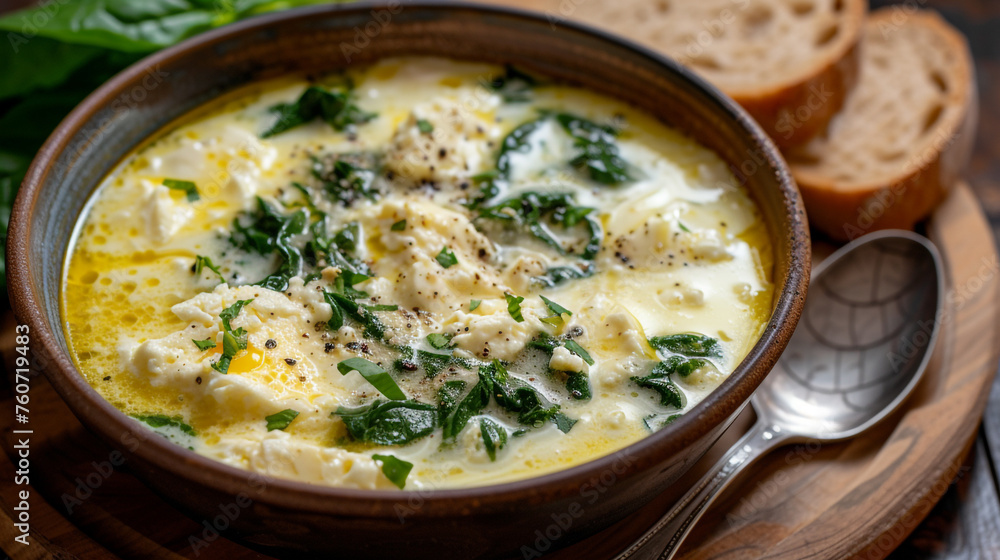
[1,182,997,560]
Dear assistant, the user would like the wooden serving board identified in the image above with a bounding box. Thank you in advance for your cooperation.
[1,182,997,560]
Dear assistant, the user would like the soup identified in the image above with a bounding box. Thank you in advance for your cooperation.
[63,57,773,490]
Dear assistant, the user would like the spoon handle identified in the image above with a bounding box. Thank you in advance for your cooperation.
[614,420,787,560]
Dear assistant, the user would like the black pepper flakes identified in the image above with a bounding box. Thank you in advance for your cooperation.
[265,339,277,349]
[324,342,336,353]
[285,358,297,366]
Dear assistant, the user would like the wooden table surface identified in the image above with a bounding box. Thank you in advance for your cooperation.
[1,0,999,558]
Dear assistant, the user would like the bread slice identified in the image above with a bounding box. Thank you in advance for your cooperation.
[787,8,977,241]
[483,0,866,148]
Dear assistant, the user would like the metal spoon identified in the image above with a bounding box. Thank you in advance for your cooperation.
[616,230,944,560]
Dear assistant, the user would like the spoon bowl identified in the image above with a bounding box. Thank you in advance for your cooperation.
[619,230,944,560]
[754,231,944,441]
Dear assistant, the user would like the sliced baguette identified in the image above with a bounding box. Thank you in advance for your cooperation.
[486,0,866,148]
[787,8,977,241]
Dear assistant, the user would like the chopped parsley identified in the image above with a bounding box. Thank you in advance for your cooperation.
[469,299,482,311]
[391,219,406,231]
[426,333,453,349]
[265,409,299,431]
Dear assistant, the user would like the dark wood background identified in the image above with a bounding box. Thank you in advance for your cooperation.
[0,0,998,557]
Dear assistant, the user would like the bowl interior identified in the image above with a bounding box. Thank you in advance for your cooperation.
[8,0,808,518]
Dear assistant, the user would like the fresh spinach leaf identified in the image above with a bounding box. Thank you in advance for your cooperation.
[566,372,592,401]
[505,292,525,323]
[438,380,490,442]
[311,153,378,206]
[436,246,458,268]
[478,360,568,428]
[478,191,601,260]
[481,65,537,103]
[163,178,199,201]
[194,255,225,283]
[469,299,481,311]
[391,219,406,231]
[133,413,196,436]
[192,338,216,351]
[426,333,453,349]
[648,334,722,359]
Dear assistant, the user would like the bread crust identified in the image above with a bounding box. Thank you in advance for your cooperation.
[790,9,976,241]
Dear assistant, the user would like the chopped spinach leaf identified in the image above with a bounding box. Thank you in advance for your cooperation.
[497,117,545,178]
[470,299,482,311]
[391,219,406,231]
[480,417,508,461]
[438,380,490,442]
[426,333,453,349]
[334,399,437,445]
[261,85,376,138]
[552,412,577,434]
[554,112,631,185]
[338,357,405,400]
[478,191,601,260]
[648,334,722,359]
[372,454,413,489]
[265,409,299,431]
[566,372,592,401]
[533,262,597,288]
[644,413,682,432]
[481,65,537,103]
[479,360,567,428]
[163,178,199,202]
[310,153,378,206]
[192,338,216,351]
[133,414,196,437]
[505,292,525,323]
[632,366,686,409]
[194,255,225,283]
[540,295,572,317]
[436,246,458,268]
[211,299,254,375]
[228,197,307,292]
[563,339,595,366]
[416,119,434,134]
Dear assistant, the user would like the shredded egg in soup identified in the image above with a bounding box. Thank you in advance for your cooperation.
[63,57,773,490]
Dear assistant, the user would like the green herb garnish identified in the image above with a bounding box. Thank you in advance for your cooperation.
[416,119,433,134]
[563,339,594,366]
[265,409,299,431]
[505,293,525,322]
[372,454,413,489]
[192,338,216,351]
[132,414,196,436]
[480,418,508,461]
[391,219,406,231]
[163,178,199,202]
[211,299,254,375]
[194,255,225,283]
[438,380,490,442]
[436,246,458,268]
[540,295,572,317]
[261,86,376,138]
[426,333,453,349]
[478,191,601,260]
[554,112,631,185]
[334,399,437,445]
[338,357,405,400]
[470,299,482,311]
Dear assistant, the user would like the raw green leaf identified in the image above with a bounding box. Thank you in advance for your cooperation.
[371,454,413,489]
[265,408,299,431]
[338,357,405,400]
[163,178,199,201]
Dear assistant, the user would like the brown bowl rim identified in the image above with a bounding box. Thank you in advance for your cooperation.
[7,1,809,517]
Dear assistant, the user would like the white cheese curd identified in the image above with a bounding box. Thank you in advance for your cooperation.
[63,57,773,490]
